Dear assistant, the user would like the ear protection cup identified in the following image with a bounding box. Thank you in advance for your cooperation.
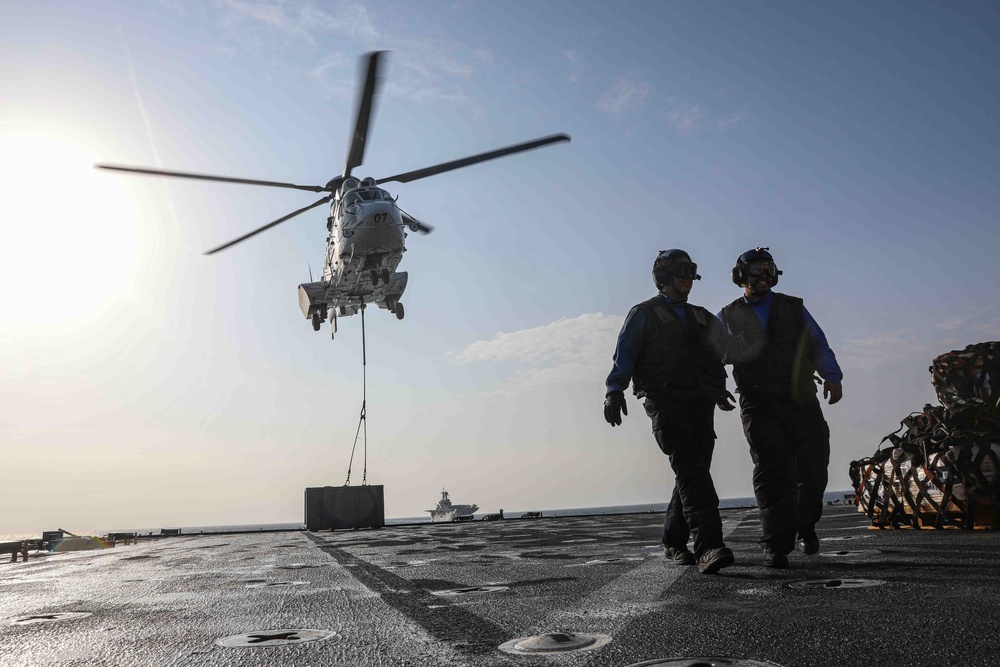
[653,267,671,290]
[731,265,745,286]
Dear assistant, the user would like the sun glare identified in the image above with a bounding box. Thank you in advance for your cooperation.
[0,131,143,332]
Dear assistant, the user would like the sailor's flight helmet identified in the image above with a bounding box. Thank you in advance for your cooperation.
[732,247,782,287]
[653,249,701,289]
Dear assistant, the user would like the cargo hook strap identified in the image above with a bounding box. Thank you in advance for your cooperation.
[345,302,368,486]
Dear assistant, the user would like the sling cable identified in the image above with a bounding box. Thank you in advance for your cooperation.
[344,302,369,486]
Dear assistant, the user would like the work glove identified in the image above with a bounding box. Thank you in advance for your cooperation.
[604,391,627,427]
[824,382,843,405]
[716,389,737,412]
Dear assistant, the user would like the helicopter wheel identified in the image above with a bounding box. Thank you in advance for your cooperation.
[380,268,390,284]
[394,302,404,320]
[370,269,379,286]
[311,313,322,331]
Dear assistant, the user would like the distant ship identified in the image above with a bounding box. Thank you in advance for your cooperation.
[427,489,478,522]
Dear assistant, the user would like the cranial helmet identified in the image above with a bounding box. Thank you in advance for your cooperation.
[732,247,782,287]
[653,249,701,290]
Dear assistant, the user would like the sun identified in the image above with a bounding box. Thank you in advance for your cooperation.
[0,131,143,332]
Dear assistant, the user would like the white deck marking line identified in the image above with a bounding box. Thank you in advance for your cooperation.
[535,509,756,635]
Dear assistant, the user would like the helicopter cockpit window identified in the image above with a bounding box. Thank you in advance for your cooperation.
[356,189,392,201]
[344,192,362,206]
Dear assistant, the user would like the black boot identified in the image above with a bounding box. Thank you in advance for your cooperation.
[697,547,735,574]
[763,548,789,568]
[796,531,820,555]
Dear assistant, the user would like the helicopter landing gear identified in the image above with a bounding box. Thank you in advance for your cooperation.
[394,302,404,320]
[311,312,322,331]
[380,268,390,284]
[370,269,379,286]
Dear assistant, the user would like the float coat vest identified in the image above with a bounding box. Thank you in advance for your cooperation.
[719,292,817,398]
[631,296,727,401]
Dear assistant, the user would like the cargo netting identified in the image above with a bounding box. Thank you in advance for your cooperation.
[849,341,1000,529]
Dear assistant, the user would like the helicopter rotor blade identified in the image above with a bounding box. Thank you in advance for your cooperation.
[204,195,331,255]
[95,164,328,193]
[376,133,570,185]
[343,51,386,179]
[401,211,433,235]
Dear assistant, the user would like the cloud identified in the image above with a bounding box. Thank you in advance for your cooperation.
[944,311,1000,340]
[308,4,378,41]
[597,76,650,114]
[450,313,623,390]
[840,328,933,368]
[666,101,704,136]
[305,37,479,107]
[308,51,352,87]
[473,48,495,64]
[391,37,476,79]
[219,0,378,46]
[841,313,1000,370]
[663,100,749,136]
[158,0,189,15]
[220,0,315,45]
[716,110,747,132]
[561,49,581,83]
[382,38,480,107]
[556,49,582,83]
[211,2,494,109]
[597,81,747,135]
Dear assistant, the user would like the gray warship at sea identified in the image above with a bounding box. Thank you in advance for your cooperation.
[426,488,480,523]
[2,498,999,666]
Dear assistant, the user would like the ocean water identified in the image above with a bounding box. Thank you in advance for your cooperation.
[1,490,855,541]
[387,489,855,525]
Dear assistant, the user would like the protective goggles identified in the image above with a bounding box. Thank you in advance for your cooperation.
[665,260,700,280]
[746,260,779,278]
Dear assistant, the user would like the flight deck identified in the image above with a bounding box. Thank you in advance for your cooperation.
[2,504,997,666]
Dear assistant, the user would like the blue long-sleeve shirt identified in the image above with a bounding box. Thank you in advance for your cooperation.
[716,291,843,385]
[605,293,717,394]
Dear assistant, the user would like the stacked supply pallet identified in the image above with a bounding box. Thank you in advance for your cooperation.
[850,342,1000,529]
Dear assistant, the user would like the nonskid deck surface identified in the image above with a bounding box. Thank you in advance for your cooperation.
[2,505,998,666]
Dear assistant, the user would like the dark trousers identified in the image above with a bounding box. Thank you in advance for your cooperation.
[644,396,724,558]
[738,391,830,554]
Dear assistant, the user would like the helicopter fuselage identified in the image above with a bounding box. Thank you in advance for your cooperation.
[327,186,404,282]
[298,180,411,331]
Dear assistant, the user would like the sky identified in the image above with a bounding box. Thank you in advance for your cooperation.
[2,0,998,535]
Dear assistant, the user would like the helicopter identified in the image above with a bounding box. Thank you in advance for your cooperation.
[97,51,570,337]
